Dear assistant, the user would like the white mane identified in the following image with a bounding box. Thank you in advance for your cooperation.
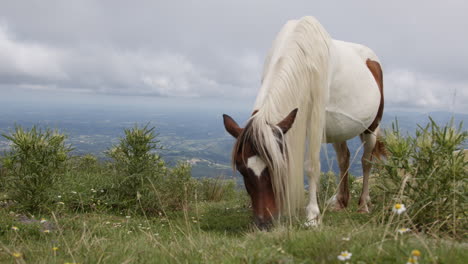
[249,17,332,217]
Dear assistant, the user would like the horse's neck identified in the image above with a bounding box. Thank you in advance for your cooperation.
[254,19,332,124]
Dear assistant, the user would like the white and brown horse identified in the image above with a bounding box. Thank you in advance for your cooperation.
[223,16,385,229]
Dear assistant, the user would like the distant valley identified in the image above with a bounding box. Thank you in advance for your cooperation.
[0,101,466,179]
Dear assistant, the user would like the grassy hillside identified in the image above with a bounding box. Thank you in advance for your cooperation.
[0,119,466,263]
[1,197,467,263]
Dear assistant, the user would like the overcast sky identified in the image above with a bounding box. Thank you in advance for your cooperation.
[0,0,467,113]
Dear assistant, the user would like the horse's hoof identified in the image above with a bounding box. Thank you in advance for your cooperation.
[357,207,370,213]
[331,202,346,211]
[304,219,319,227]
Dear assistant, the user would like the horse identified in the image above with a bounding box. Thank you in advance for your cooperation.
[222,16,386,229]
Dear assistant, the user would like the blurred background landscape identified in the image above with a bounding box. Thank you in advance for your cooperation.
[1,94,466,181]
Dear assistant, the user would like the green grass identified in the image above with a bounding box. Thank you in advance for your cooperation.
[1,197,466,264]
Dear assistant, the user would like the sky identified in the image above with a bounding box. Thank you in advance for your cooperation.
[0,0,467,113]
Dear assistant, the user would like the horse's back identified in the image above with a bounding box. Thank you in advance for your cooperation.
[324,40,381,143]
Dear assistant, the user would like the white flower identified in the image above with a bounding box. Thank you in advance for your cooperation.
[11,226,19,231]
[397,227,410,234]
[57,195,62,199]
[392,203,406,214]
[71,191,77,194]
[337,251,352,261]
[341,237,350,241]
[40,218,47,224]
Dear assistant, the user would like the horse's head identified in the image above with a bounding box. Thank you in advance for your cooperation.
[222,109,298,230]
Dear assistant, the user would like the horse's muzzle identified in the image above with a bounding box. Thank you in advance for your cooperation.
[254,217,273,231]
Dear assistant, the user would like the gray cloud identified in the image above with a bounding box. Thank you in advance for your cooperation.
[0,0,466,112]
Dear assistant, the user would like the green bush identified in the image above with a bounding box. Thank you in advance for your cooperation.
[106,124,165,211]
[105,124,198,215]
[1,126,72,213]
[196,177,237,202]
[375,118,467,236]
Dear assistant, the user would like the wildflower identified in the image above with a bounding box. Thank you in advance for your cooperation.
[40,218,47,223]
[11,226,19,231]
[126,216,131,219]
[57,195,62,199]
[337,251,352,261]
[43,229,50,233]
[52,247,59,251]
[71,191,77,194]
[276,247,286,254]
[341,237,350,241]
[406,249,421,264]
[407,257,418,264]
[105,221,111,225]
[397,227,410,234]
[392,203,406,214]
[57,201,65,205]
[12,252,22,258]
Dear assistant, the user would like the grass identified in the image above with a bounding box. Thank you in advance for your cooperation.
[0,121,466,263]
[1,196,467,264]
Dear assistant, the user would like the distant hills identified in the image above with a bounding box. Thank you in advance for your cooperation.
[0,100,466,179]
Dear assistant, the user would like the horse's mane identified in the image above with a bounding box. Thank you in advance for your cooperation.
[233,17,332,218]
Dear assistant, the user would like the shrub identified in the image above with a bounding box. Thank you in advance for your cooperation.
[1,126,72,213]
[145,162,196,212]
[196,176,237,202]
[105,124,199,215]
[375,118,467,236]
[106,124,165,210]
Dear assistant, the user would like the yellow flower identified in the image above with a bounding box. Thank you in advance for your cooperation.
[44,229,50,233]
[12,252,22,258]
[11,226,19,231]
[392,203,406,214]
[52,247,59,251]
[411,250,421,257]
[397,227,410,234]
[407,257,418,264]
[337,250,352,261]
[40,218,47,223]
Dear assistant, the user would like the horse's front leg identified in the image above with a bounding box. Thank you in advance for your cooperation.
[305,160,321,227]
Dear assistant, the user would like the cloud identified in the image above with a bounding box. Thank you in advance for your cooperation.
[386,69,468,113]
[0,1,467,113]
[0,25,67,82]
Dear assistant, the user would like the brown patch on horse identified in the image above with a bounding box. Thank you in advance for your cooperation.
[365,59,384,134]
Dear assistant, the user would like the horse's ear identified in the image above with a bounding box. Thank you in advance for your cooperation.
[223,114,243,138]
[277,108,298,134]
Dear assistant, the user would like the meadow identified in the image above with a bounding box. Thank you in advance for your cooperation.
[0,120,466,263]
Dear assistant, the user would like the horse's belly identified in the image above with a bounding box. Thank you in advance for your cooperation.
[324,41,381,143]
[324,109,375,143]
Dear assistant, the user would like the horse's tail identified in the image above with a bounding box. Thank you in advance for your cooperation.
[372,130,387,160]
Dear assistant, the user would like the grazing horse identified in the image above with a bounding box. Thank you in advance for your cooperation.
[223,16,386,229]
